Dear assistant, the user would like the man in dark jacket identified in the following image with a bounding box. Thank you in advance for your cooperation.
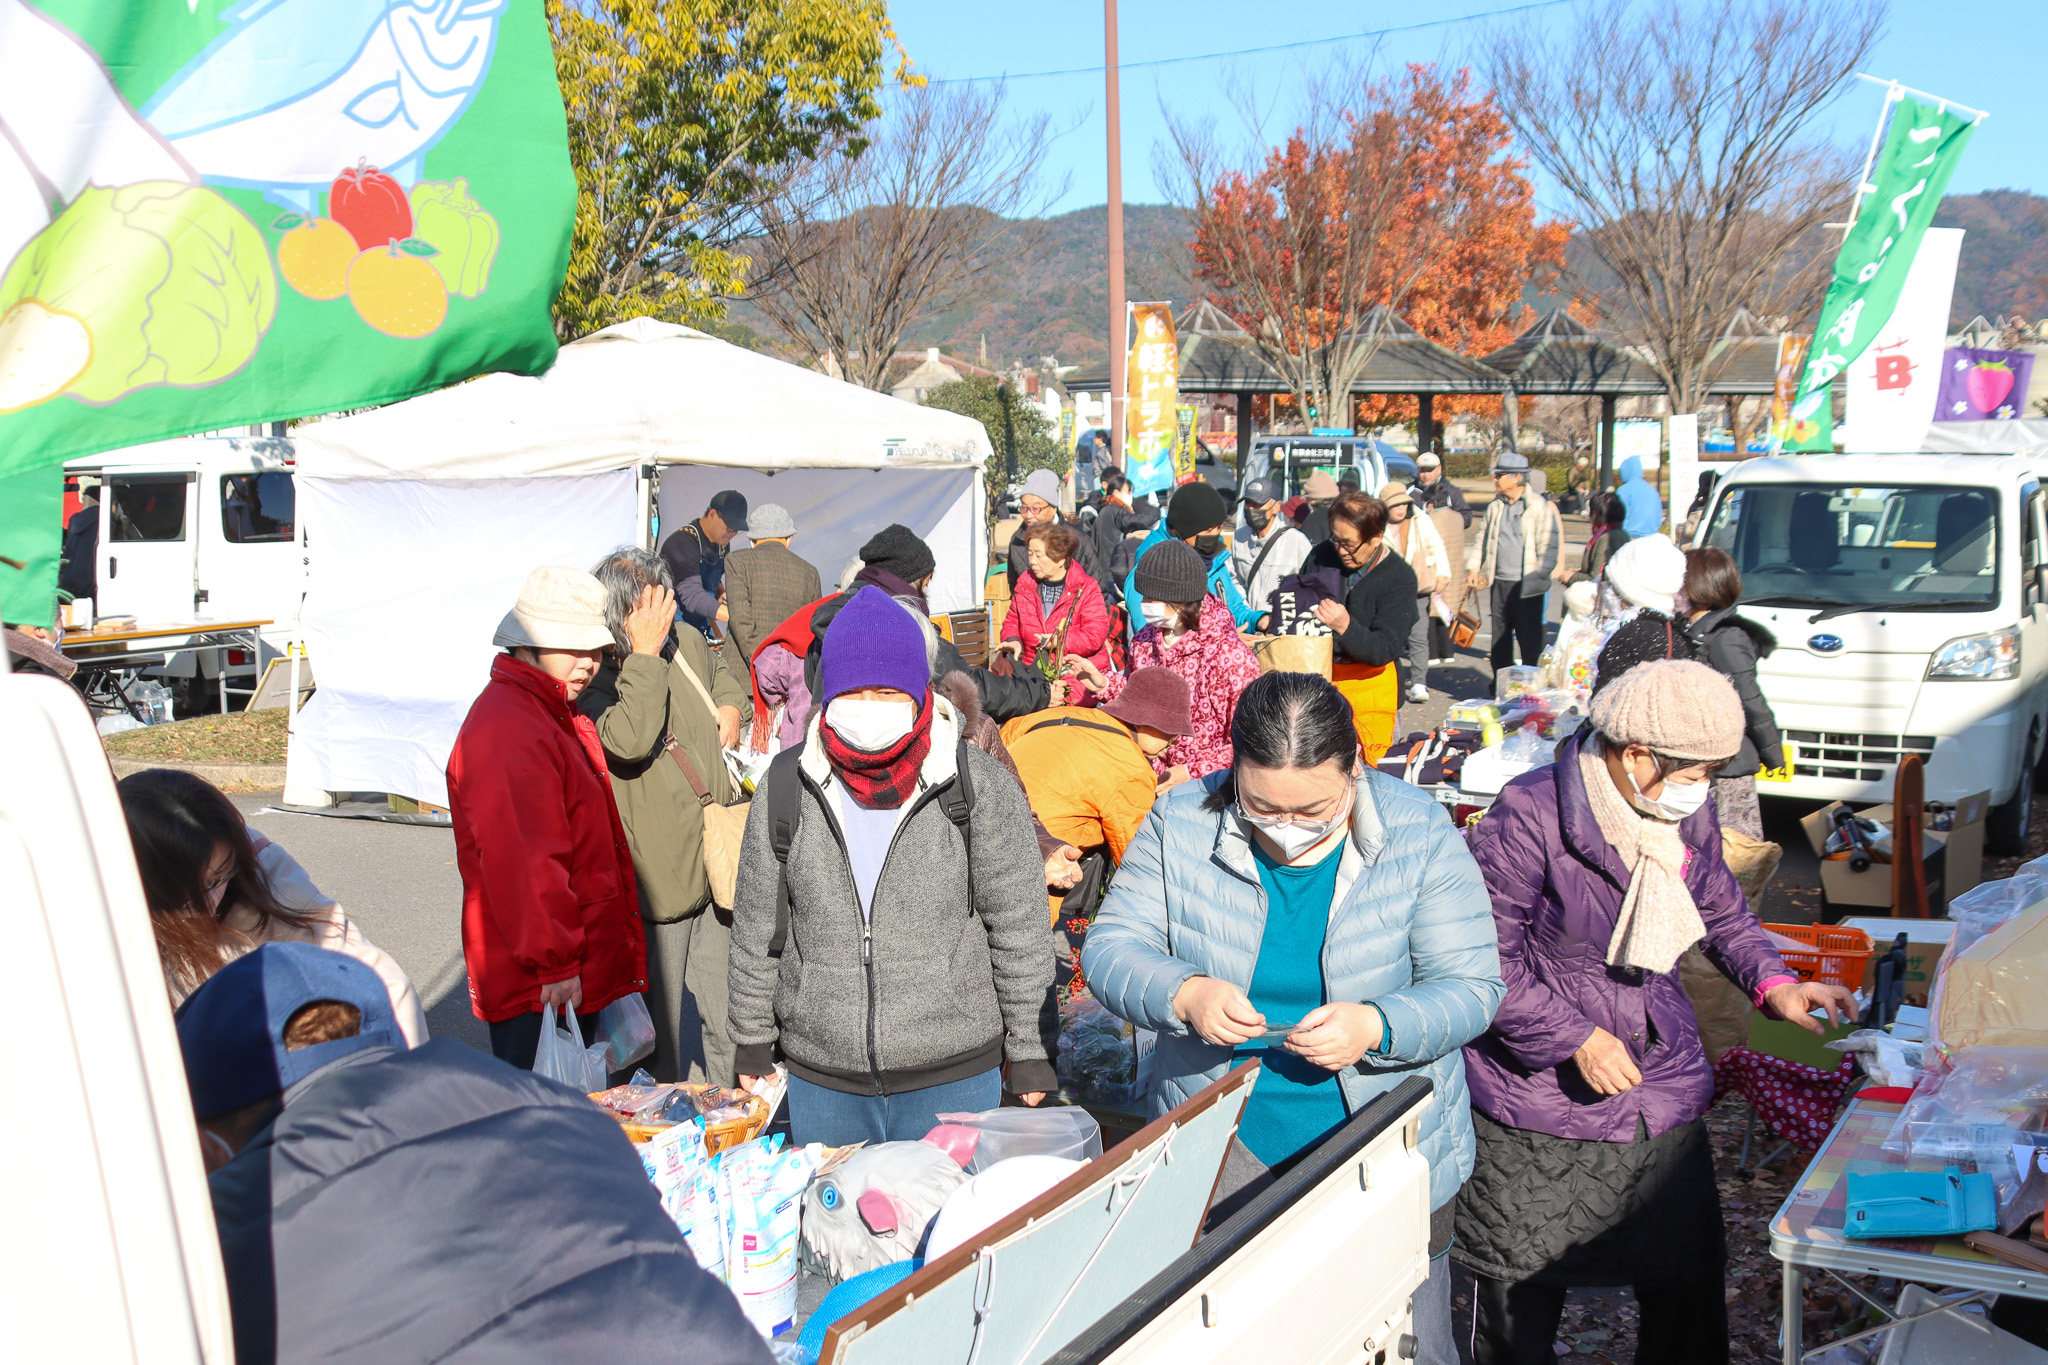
[59,480,99,601]
[180,943,770,1365]
[721,502,822,668]
[658,488,748,638]
[808,523,1049,723]
[1410,453,1471,528]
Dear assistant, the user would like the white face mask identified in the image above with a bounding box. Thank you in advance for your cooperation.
[1239,788,1352,861]
[1627,759,1711,822]
[825,697,916,752]
[1140,600,1174,629]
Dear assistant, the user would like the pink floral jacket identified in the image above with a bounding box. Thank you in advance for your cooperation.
[1098,594,1261,779]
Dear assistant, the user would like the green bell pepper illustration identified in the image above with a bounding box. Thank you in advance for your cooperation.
[407,178,500,299]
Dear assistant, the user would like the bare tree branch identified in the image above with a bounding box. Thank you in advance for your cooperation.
[1482,0,1885,412]
[745,83,1067,389]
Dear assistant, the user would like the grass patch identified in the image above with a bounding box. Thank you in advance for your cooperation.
[103,707,289,766]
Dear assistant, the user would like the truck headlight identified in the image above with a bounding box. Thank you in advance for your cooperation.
[1926,629,2020,681]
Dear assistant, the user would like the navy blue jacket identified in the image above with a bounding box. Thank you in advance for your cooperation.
[208,1038,770,1365]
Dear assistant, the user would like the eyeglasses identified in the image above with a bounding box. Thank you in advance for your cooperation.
[1331,535,1365,554]
[203,865,236,898]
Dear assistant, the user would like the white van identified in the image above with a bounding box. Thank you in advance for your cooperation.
[1240,437,1396,501]
[65,436,306,709]
[1698,453,2048,853]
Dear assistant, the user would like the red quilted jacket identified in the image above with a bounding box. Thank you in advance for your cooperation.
[1000,561,1113,673]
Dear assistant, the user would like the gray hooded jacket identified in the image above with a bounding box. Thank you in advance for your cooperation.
[727,697,1059,1095]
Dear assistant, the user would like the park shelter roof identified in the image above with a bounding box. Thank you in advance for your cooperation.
[1480,310,1668,395]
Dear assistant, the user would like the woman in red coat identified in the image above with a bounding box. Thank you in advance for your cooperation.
[996,522,1111,701]
[447,565,648,1071]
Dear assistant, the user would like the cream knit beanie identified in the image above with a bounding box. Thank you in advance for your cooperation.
[1605,534,1687,615]
[1589,659,1744,762]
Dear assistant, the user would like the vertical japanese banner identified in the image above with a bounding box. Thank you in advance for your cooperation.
[0,0,574,627]
[1843,227,1962,453]
[1172,404,1198,485]
[1768,334,1812,449]
[1059,407,1077,451]
[1124,301,1179,496]
[1790,95,1976,451]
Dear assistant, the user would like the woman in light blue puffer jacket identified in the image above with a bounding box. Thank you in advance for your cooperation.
[1083,671,1502,1364]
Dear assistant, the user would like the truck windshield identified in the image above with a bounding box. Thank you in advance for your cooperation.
[1703,482,2000,612]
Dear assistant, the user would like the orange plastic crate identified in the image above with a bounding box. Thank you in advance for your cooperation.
[1761,922,1875,991]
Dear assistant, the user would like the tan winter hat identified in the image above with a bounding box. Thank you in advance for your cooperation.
[493,566,613,650]
[1303,469,1339,500]
[1589,659,1744,762]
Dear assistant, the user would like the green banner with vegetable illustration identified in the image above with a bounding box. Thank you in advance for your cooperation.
[1787,95,1975,451]
[0,0,575,485]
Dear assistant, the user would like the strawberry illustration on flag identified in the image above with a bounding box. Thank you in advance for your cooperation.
[1965,359,2015,416]
[1936,346,2035,422]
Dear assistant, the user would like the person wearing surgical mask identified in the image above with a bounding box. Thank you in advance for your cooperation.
[1061,539,1260,783]
[1117,480,1261,638]
[727,586,1058,1148]
[1084,671,1503,1365]
[1457,660,1854,1365]
[1230,476,1312,629]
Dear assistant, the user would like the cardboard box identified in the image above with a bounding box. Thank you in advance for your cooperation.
[1932,790,1990,902]
[1798,801,1946,912]
[1838,916,1957,1008]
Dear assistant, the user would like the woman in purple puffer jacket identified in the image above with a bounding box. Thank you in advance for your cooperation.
[1455,660,1855,1365]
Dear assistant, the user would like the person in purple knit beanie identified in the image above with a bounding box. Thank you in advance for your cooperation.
[727,586,1058,1147]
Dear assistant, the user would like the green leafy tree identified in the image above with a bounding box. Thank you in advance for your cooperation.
[547,0,913,338]
[921,375,1068,519]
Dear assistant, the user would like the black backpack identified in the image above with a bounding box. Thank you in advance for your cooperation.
[761,737,975,958]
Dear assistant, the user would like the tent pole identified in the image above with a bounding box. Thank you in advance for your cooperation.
[638,464,655,550]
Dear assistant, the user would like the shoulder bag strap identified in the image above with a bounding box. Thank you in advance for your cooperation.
[1245,528,1287,593]
[764,747,806,959]
[674,646,723,725]
[665,738,714,808]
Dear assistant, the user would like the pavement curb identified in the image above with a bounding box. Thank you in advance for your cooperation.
[107,757,287,792]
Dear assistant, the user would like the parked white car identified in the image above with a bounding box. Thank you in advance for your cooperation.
[1699,453,2048,854]
[65,436,306,709]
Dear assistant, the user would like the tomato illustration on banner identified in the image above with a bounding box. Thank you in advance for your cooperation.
[0,0,573,475]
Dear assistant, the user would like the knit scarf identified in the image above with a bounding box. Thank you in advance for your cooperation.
[822,694,934,809]
[1577,735,1705,974]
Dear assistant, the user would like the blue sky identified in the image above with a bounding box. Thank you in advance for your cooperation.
[883,0,2044,219]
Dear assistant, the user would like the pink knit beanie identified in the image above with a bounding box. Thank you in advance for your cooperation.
[1588,659,1744,762]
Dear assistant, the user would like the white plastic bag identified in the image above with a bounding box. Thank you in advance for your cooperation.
[596,993,657,1071]
[534,1002,609,1093]
[929,1106,1103,1173]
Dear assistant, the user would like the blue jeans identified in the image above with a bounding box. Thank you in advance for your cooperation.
[786,1069,1002,1146]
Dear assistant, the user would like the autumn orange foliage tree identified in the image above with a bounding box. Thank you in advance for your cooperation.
[1168,64,1569,429]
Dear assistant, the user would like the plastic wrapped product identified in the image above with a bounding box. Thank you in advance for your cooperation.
[1882,1046,2048,1160]
[596,992,657,1071]
[1934,904,2048,1052]
[1494,664,1540,701]
[1056,994,1144,1107]
[927,1107,1103,1174]
[721,1137,816,1337]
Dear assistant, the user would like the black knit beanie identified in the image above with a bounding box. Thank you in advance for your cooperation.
[1133,539,1208,604]
[1166,481,1229,539]
[858,523,937,582]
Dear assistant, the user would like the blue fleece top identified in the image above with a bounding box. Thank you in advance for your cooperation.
[1617,456,1664,537]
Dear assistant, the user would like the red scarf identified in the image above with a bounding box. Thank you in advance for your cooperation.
[821,694,934,809]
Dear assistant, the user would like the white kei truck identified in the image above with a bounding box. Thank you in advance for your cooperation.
[63,435,306,709]
[1698,453,2048,854]
[3,664,1433,1365]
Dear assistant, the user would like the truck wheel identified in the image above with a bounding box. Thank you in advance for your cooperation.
[1988,762,2036,857]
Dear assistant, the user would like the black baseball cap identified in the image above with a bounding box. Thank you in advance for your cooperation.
[707,489,749,532]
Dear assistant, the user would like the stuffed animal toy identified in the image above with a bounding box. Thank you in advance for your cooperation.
[801,1140,966,1280]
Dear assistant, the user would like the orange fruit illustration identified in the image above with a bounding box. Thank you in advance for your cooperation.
[277,218,357,300]
[347,241,448,338]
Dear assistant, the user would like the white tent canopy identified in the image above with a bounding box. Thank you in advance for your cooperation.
[291,317,993,478]
[286,319,991,807]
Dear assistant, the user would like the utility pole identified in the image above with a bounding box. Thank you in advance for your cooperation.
[1105,0,1125,466]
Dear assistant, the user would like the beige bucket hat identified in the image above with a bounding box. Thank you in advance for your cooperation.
[493,566,613,650]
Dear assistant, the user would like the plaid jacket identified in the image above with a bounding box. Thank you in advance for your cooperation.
[724,540,824,665]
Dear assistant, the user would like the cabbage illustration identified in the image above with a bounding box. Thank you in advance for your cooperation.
[409,178,500,299]
[0,181,276,413]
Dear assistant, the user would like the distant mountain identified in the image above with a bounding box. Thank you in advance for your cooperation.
[1936,190,2048,327]
[733,191,2048,372]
